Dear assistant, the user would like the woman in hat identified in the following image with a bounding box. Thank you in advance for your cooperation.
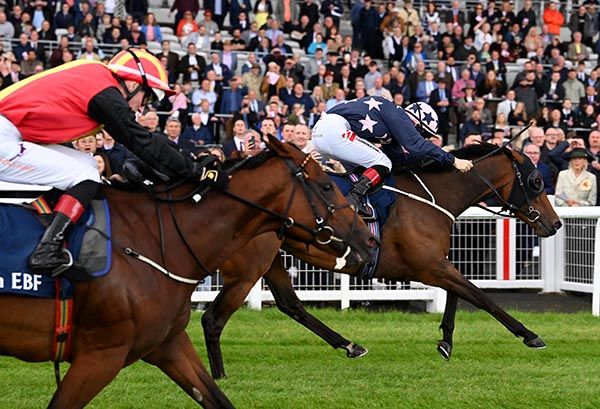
[555,147,597,206]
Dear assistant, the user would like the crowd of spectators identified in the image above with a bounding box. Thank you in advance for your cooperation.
[0,0,598,205]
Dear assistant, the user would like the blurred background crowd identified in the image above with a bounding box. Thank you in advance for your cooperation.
[0,0,597,205]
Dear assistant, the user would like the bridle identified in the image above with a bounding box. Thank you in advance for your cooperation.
[142,149,358,278]
[469,157,543,223]
[468,122,544,223]
[210,152,357,246]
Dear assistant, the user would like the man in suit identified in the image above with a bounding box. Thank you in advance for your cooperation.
[445,0,465,27]
[416,71,438,103]
[542,70,566,106]
[485,50,507,82]
[247,27,270,52]
[522,142,555,195]
[219,77,243,115]
[181,112,216,146]
[429,78,451,144]
[203,52,232,87]
[164,117,197,155]
[223,118,247,157]
[155,40,180,78]
[178,42,206,82]
[308,64,327,91]
[203,0,230,28]
[580,85,600,113]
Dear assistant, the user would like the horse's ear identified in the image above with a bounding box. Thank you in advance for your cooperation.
[265,134,293,158]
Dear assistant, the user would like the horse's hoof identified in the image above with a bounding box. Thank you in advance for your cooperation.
[437,340,452,361]
[345,343,368,358]
[523,336,546,349]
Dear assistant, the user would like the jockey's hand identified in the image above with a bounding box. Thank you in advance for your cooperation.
[192,155,229,189]
[453,158,474,173]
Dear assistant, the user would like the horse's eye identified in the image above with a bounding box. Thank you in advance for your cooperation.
[322,183,333,192]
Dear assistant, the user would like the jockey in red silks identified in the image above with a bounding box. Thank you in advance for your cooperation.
[0,48,226,276]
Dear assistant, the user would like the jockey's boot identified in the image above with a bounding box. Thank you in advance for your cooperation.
[347,166,388,219]
[29,194,84,276]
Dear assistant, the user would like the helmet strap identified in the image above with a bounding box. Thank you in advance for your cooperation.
[116,76,145,102]
[118,47,157,103]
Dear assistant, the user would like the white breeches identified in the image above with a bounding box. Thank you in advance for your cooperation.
[0,115,100,191]
[311,113,392,171]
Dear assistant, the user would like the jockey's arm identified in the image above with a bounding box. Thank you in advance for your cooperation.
[88,87,197,179]
[382,105,459,168]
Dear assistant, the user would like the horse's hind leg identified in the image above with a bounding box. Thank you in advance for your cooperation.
[426,260,545,348]
[202,276,259,380]
[265,254,367,358]
[144,331,234,409]
[47,346,129,409]
[437,291,458,361]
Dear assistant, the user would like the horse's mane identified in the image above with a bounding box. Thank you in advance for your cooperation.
[450,143,508,160]
[223,149,276,171]
[400,143,509,174]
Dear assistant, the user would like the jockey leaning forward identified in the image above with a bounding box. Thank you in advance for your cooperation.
[0,48,227,276]
[311,96,473,217]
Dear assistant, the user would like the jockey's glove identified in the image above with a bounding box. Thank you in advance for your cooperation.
[191,155,229,189]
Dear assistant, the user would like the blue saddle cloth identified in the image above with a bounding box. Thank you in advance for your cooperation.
[0,200,111,298]
[329,173,397,279]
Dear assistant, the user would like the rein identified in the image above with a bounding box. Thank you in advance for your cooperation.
[382,122,541,223]
[105,150,353,285]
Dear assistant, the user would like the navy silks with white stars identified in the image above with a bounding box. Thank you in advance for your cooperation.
[327,96,454,166]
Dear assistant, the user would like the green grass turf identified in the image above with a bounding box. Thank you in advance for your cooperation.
[1,308,600,409]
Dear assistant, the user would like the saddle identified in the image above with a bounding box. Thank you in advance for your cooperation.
[328,171,397,280]
[0,194,111,298]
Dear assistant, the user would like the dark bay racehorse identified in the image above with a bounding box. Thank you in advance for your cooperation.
[202,144,563,379]
[0,138,376,408]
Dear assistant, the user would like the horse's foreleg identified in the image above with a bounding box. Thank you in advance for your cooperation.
[265,254,368,358]
[426,260,545,348]
[202,277,258,379]
[47,346,129,409]
[144,331,235,409]
[437,291,458,361]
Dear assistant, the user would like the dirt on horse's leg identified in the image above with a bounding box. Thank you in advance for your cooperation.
[427,260,545,348]
[264,255,367,358]
[144,331,234,409]
[46,346,129,409]
[437,291,458,361]
[202,277,258,380]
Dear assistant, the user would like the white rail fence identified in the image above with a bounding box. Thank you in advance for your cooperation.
[192,206,600,316]
[0,183,597,315]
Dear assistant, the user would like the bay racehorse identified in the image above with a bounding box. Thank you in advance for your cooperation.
[201,143,562,379]
[0,137,376,408]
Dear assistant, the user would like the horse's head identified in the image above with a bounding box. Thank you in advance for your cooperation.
[496,148,562,237]
[227,136,376,270]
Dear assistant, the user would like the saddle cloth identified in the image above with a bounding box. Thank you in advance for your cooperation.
[329,172,397,279]
[0,199,111,298]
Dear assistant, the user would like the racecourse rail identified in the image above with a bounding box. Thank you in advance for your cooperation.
[0,183,598,315]
[192,204,600,316]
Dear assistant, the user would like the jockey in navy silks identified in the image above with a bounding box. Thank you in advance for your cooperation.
[311,96,474,216]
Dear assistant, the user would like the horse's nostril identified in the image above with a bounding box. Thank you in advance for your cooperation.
[367,237,378,248]
[554,220,563,230]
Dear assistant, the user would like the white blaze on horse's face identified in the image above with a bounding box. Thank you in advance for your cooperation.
[334,246,351,270]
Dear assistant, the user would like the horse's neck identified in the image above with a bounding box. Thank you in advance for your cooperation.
[396,157,512,218]
[105,182,277,281]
